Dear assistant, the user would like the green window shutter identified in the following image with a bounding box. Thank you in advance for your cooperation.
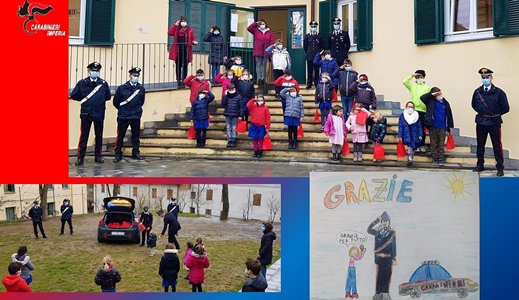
[85,0,116,45]
[357,0,373,50]
[168,0,187,49]
[319,0,336,49]
[188,0,203,53]
[203,2,219,53]
[414,0,444,44]
[494,0,519,36]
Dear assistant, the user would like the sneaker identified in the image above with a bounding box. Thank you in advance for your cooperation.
[497,169,504,177]
[431,160,439,167]
[283,125,288,130]
[419,146,426,153]
[438,159,445,166]
[352,293,359,298]
[345,292,352,298]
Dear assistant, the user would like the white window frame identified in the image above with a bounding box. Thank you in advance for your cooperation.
[337,0,358,52]
[69,0,87,45]
[444,0,493,42]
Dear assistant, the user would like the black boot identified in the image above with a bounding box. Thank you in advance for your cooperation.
[232,139,237,147]
[257,150,263,158]
[306,82,312,89]
[201,140,206,148]
[293,140,298,149]
[113,155,123,163]
[332,153,337,161]
[253,150,258,158]
[196,139,201,148]
[337,153,343,162]
[288,140,293,149]
[75,157,84,166]
[94,155,104,163]
[226,140,232,147]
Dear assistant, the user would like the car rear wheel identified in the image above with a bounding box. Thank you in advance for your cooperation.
[410,288,421,298]
[97,236,104,243]
[457,288,468,298]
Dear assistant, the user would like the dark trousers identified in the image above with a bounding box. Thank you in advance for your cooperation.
[273,70,284,96]
[418,111,426,147]
[60,218,73,233]
[376,264,392,294]
[192,283,203,292]
[429,126,446,161]
[141,229,150,245]
[32,221,45,237]
[307,60,320,86]
[195,129,207,142]
[168,233,180,250]
[164,285,176,292]
[114,118,141,156]
[77,118,104,158]
[476,123,504,170]
[288,126,298,142]
[363,105,373,139]
[176,47,189,84]
[353,143,363,153]
[320,108,330,127]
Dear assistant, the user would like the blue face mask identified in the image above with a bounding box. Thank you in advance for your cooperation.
[345,67,352,71]
[482,79,491,86]
[334,25,340,30]
[213,31,220,35]
[90,71,99,79]
[131,77,139,84]
[311,27,317,33]
[261,224,266,231]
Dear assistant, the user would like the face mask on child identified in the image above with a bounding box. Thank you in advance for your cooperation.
[322,78,328,83]
[228,90,236,94]
[345,67,352,71]
[406,108,414,114]
[242,75,249,80]
[197,76,204,81]
[213,31,220,35]
[289,92,297,97]
[245,269,249,275]
[416,78,424,84]
[180,22,187,27]
[257,100,264,105]
[277,45,283,50]
[436,96,443,101]
[325,54,331,60]
[359,81,367,86]
[261,224,266,231]
[235,60,242,65]
[285,76,293,80]
[227,75,234,79]
[199,94,205,99]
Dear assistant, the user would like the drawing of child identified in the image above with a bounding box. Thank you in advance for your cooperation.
[345,244,366,298]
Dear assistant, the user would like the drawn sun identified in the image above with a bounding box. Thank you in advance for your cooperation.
[442,172,476,203]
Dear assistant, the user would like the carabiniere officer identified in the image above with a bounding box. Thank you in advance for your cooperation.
[328,17,351,67]
[303,20,324,89]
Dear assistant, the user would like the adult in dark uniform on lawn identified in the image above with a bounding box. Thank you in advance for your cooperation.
[28,201,46,239]
[158,209,181,250]
[471,68,510,177]
[139,205,153,247]
[113,67,146,162]
[328,17,351,67]
[303,20,324,89]
[70,61,112,166]
[59,198,74,235]
[167,198,180,219]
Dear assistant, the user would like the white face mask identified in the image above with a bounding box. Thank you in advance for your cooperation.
[199,94,205,99]
[197,76,204,81]
[235,60,242,65]
[242,75,249,80]
[245,269,249,275]
[227,75,234,79]
[180,22,187,27]
[406,108,414,114]
[285,76,293,80]
[277,45,283,50]
[257,100,264,105]
[436,96,443,101]
[228,90,236,94]
[325,55,331,60]
[416,78,424,84]
[322,78,328,82]
[289,92,297,97]
[259,25,266,30]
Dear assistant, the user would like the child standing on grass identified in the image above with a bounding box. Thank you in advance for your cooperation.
[183,241,194,280]
[370,111,387,162]
[345,245,366,298]
[186,244,210,292]
[346,103,371,162]
[11,246,34,285]
[398,101,423,166]
[241,258,268,292]
[280,87,305,149]
[190,89,215,148]
[196,237,207,251]
[2,263,31,292]
[315,72,335,131]
[324,105,347,162]
[94,255,121,292]
[147,231,158,256]
[246,95,271,158]
[159,243,180,292]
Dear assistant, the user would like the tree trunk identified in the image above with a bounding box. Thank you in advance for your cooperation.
[220,184,229,220]
[39,184,49,221]
[113,184,120,197]
[106,184,112,197]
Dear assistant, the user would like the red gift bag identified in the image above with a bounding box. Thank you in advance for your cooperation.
[373,144,385,160]
[297,124,304,138]
[262,136,272,150]
[351,100,356,112]
[396,141,407,157]
[446,133,455,150]
[314,109,320,123]
[139,223,146,231]
[342,140,351,155]
[355,110,368,125]
[332,88,338,102]
[187,126,196,139]
[208,112,211,123]
[236,120,247,133]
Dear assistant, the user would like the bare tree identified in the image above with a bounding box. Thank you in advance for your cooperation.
[105,184,111,197]
[220,184,229,220]
[152,190,165,211]
[87,184,95,213]
[267,193,281,222]
[241,189,253,221]
[136,191,150,212]
[113,184,121,197]
[191,184,208,216]
[177,192,188,213]
[38,184,50,221]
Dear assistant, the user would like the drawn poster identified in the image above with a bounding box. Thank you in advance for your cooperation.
[310,172,480,300]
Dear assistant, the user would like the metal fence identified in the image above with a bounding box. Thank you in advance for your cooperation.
[68,42,265,93]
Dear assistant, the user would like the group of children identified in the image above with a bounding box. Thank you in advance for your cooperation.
[2,246,35,292]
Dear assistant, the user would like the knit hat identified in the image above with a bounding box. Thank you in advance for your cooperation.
[359,74,368,81]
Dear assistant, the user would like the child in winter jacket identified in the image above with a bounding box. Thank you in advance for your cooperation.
[215,69,238,98]
[274,69,300,105]
[346,103,372,162]
[324,105,348,162]
[313,50,339,87]
[235,69,255,128]
[183,241,194,280]
[147,231,158,256]
[186,244,210,292]
[349,74,377,141]
[315,72,335,130]
[2,263,31,292]
[370,111,387,162]
[94,255,121,292]
[242,258,268,292]
[184,69,211,103]
[266,39,292,98]
[222,83,245,147]
[224,56,247,77]
[190,89,215,148]
[11,246,34,285]
[280,87,305,149]
[332,59,358,116]
[247,95,271,158]
[159,243,180,292]
[398,101,424,166]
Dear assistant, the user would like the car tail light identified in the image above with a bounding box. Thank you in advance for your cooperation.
[99,219,104,226]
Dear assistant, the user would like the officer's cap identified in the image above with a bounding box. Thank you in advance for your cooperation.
[310,20,318,26]
[129,67,141,75]
[87,61,101,71]
[333,17,341,24]
[478,68,493,78]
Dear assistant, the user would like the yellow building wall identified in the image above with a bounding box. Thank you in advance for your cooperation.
[113,0,169,44]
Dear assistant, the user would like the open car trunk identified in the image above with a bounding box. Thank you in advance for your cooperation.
[104,212,134,229]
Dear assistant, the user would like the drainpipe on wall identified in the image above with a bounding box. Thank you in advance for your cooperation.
[311,0,315,22]
[19,186,22,218]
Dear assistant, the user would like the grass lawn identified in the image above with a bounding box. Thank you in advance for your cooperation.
[0,213,281,292]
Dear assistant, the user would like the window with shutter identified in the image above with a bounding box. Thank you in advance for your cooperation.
[356,0,373,50]
[415,0,444,44]
[85,0,116,45]
[494,0,519,36]
[319,0,336,50]
[168,0,187,49]
[189,0,203,53]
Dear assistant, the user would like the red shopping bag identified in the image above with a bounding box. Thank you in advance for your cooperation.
[208,112,211,123]
[373,144,385,160]
[262,136,272,150]
[396,141,407,157]
[355,110,368,125]
[236,120,247,133]
[342,140,351,155]
[187,126,196,139]
[139,223,146,231]
[332,88,338,102]
[314,109,320,123]
[297,124,304,138]
[351,100,356,112]
[424,127,429,133]
[446,133,455,150]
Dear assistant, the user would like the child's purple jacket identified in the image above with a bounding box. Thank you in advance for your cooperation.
[324,113,347,136]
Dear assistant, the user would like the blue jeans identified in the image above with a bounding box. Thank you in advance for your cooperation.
[255,56,267,80]
[345,267,357,294]
[261,265,267,277]
[341,95,354,116]
[211,64,220,83]
[225,116,238,140]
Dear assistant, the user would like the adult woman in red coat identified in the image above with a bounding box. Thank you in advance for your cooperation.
[168,16,198,88]
[247,20,274,85]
